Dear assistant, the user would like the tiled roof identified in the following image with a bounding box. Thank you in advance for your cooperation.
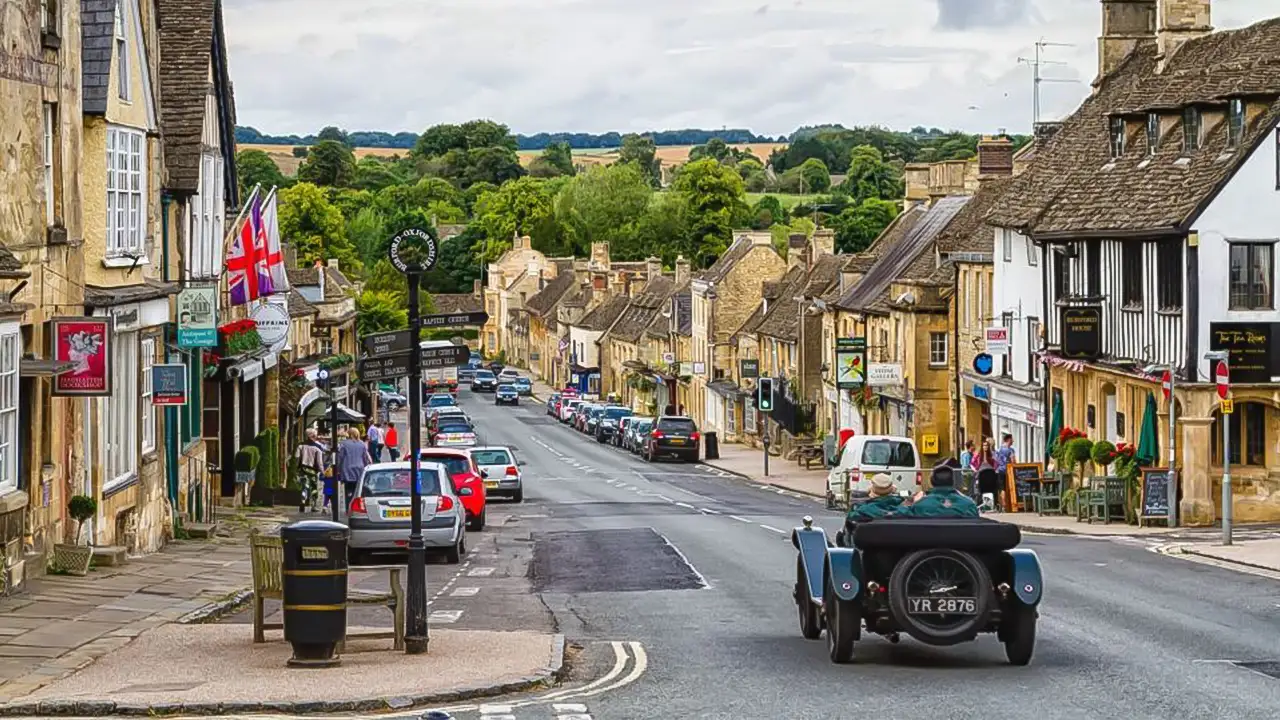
[156,0,217,193]
[935,179,1011,255]
[560,286,590,309]
[700,234,759,284]
[836,196,969,311]
[575,294,629,332]
[432,293,483,314]
[81,0,119,115]
[608,276,677,344]
[987,20,1280,235]
[757,256,844,341]
[526,271,576,317]
[85,279,179,307]
[287,267,320,286]
[740,266,803,336]
[288,289,317,317]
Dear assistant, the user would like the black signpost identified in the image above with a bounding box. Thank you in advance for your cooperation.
[362,330,415,357]
[420,311,489,329]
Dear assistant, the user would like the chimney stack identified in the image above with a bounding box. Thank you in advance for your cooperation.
[1096,0,1156,85]
[812,229,835,258]
[675,256,691,285]
[1157,0,1211,71]
[787,234,807,270]
[645,256,662,281]
[977,135,1015,182]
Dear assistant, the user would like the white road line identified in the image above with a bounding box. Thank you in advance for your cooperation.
[467,567,495,577]
[429,609,464,623]
[479,703,515,714]
[729,515,753,523]
[552,704,589,713]
[759,524,787,535]
[556,715,593,720]
[656,531,710,589]
[655,494,674,503]
[451,586,480,596]
[700,508,721,515]
[674,501,694,509]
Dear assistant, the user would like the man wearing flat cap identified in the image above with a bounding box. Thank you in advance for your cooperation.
[905,460,979,517]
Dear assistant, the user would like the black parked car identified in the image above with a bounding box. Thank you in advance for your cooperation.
[471,369,497,392]
[595,406,633,443]
[641,415,700,463]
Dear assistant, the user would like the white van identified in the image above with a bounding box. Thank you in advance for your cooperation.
[826,435,922,508]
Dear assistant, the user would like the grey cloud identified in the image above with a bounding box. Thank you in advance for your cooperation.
[934,0,1035,30]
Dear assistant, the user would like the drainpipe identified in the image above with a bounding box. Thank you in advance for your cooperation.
[161,194,180,519]
[953,264,962,456]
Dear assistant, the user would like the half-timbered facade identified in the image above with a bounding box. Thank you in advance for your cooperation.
[987,0,1280,524]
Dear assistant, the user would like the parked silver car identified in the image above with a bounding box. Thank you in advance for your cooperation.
[468,446,524,503]
[346,462,466,564]
[625,417,654,453]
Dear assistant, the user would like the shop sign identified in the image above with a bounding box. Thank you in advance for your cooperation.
[176,287,218,347]
[973,353,994,376]
[1208,322,1277,384]
[969,383,990,401]
[835,337,867,390]
[1061,307,1101,360]
[51,317,113,397]
[866,363,902,387]
[739,358,760,378]
[692,361,706,375]
[250,300,291,353]
[152,364,188,405]
[984,327,1010,354]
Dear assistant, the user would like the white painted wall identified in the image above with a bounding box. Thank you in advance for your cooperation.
[569,326,602,367]
[992,227,1045,384]
[1192,123,1280,381]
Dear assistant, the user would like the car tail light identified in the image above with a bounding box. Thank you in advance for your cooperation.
[436,496,454,512]
[505,465,518,477]
[651,430,664,439]
[916,471,923,486]
[690,432,700,442]
[350,497,367,515]
[848,470,861,486]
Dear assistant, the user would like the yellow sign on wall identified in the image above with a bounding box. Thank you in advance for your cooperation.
[1220,398,1234,414]
[922,433,939,454]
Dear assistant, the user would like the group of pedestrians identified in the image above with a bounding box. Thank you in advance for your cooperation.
[294,420,403,513]
[958,434,1017,511]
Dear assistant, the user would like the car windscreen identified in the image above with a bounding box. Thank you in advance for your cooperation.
[428,395,456,405]
[361,468,442,497]
[604,407,632,419]
[656,418,696,433]
[475,371,495,380]
[437,424,473,434]
[588,406,606,417]
[470,449,512,466]
[498,384,516,391]
[421,454,471,476]
[861,440,916,467]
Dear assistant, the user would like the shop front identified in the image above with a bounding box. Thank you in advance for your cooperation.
[989,382,1044,464]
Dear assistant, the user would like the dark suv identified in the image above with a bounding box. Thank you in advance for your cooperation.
[594,406,633,443]
[471,369,497,392]
[642,416,700,463]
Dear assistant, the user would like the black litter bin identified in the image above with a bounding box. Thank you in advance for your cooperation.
[281,520,349,668]
[704,431,719,460]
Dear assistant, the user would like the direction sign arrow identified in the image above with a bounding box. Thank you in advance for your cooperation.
[359,353,413,382]
[418,344,471,367]
[362,329,415,356]
[419,311,490,329]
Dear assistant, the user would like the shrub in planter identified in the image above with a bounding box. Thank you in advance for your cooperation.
[1091,440,1118,472]
[1064,437,1095,483]
[235,445,259,486]
[52,495,98,575]
[254,428,281,489]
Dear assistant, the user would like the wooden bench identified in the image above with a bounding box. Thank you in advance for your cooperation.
[249,531,406,650]
[795,442,824,470]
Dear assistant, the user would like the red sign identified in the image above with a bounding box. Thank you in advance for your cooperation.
[52,317,113,397]
[1216,360,1230,399]
[1161,371,1172,400]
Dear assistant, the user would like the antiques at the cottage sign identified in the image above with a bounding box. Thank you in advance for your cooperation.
[177,286,218,348]
[1209,322,1276,384]
[1061,307,1101,360]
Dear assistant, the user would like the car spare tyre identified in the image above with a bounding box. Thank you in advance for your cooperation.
[887,548,992,646]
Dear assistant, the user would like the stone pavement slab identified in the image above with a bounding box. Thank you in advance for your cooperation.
[4,624,563,716]
[1179,537,1280,573]
[985,512,1179,536]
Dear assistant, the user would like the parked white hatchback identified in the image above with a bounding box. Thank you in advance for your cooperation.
[468,446,525,503]
[346,461,466,564]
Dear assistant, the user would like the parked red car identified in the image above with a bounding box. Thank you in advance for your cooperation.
[418,449,487,530]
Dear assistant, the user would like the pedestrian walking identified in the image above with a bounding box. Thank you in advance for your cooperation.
[295,429,327,512]
[337,427,372,509]
[366,421,383,462]
[995,433,1016,474]
[384,421,400,461]
[974,439,1001,511]
[959,439,975,473]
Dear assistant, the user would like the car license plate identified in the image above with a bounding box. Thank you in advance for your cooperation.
[384,508,411,519]
[669,438,685,444]
[485,481,499,489]
[907,597,977,615]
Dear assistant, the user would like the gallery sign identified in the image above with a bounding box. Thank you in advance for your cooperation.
[835,337,867,389]
[1060,307,1101,360]
[177,287,218,347]
[52,317,113,396]
[866,363,903,387]
[152,364,188,405]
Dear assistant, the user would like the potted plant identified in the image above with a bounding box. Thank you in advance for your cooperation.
[1090,440,1118,474]
[52,495,97,576]
[235,445,259,487]
[1065,436,1096,481]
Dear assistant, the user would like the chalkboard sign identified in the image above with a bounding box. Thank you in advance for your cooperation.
[1140,468,1172,519]
[1005,463,1043,513]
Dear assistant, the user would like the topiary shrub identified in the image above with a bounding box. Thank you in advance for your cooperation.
[1065,437,1095,481]
[68,495,97,546]
[235,445,260,472]
[1090,440,1118,471]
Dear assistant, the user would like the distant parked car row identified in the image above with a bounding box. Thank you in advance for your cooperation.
[545,392,700,463]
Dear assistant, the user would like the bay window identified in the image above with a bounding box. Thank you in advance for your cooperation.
[106,126,146,257]
[104,332,138,490]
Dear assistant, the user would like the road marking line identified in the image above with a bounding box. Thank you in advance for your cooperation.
[480,703,515,713]
[556,715,593,720]
[429,609,463,623]
[552,703,589,712]
[451,587,480,596]
[655,494,674,503]
[570,641,649,700]
[523,641,630,704]
[729,515,753,523]
[674,501,694,509]
[656,531,710,589]
[759,524,787,534]
[700,508,721,515]
[468,567,495,577]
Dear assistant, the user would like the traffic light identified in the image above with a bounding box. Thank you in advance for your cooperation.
[757,377,774,413]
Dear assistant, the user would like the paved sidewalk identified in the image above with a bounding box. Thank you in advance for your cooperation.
[704,442,829,498]
[1173,537,1280,573]
[0,508,289,703]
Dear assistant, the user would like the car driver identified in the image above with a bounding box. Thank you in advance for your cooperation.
[836,473,905,546]
[904,460,980,518]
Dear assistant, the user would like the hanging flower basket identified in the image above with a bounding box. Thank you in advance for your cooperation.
[218,319,261,357]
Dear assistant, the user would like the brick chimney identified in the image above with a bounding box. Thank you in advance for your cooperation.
[977,135,1014,181]
[787,234,807,270]
[812,229,835,258]
[1157,0,1211,72]
[675,256,691,285]
[1096,0,1156,85]
[511,232,524,250]
[645,256,662,281]
[590,242,610,270]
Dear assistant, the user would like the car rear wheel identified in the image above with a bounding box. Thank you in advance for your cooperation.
[796,557,822,640]
[445,532,465,564]
[1002,602,1036,666]
[467,507,486,532]
[512,489,524,503]
[887,548,992,646]
[824,572,859,663]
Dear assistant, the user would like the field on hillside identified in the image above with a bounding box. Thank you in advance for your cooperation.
[242,142,789,176]
[745,192,812,209]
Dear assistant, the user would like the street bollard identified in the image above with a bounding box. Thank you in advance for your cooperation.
[281,520,350,668]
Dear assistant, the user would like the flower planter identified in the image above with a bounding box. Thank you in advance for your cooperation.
[235,470,256,485]
[52,543,94,576]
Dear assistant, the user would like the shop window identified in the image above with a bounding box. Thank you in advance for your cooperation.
[1087,404,1096,428]
[1212,402,1267,466]
[1086,239,1101,298]
[105,331,140,490]
[141,337,155,453]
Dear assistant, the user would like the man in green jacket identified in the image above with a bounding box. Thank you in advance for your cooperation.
[837,474,905,546]
[905,461,980,518]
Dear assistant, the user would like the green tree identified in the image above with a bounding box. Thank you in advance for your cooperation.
[278,182,362,271]
[297,140,356,187]
[831,198,900,253]
[542,141,575,175]
[751,195,787,230]
[316,126,351,147]
[413,123,468,158]
[671,158,749,266]
[473,177,562,260]
[617,134,662,188]
[352,156,407,191]
[841,145,903,203]
[555,163,652,257]
[346,206,386,270]
[236,149,290,198]
[737,158,767,192]
[797,158,831,192]
[422,226,484,295]
[355,290,408,335]
[633,192,696,266]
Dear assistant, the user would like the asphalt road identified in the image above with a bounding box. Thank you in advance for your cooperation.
[241,391,1280,720]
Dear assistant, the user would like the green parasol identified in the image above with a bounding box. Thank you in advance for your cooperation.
[1135,391,1160,466]
[1045,392,1064,461]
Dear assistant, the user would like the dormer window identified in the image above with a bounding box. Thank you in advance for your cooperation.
[1108,117,1126,158]
[1228,99,1245,148]
[1182,107,1201,153]
[1146,113,1160,155]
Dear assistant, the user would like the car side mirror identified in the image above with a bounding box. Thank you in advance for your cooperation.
[459,487,473,496]
[517,459,527,467]
[479,470,488,478]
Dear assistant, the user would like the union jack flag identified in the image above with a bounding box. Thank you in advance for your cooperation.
[226,190,275,305]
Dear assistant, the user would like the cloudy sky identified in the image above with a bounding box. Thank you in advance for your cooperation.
[224,0,1274,138]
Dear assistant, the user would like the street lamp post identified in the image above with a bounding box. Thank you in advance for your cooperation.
[318,368,339,524]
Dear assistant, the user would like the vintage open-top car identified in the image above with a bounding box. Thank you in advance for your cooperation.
[792,514,1043,665]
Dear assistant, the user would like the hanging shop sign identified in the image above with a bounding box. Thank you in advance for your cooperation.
[835,337,867,390]
[152,363,188,405]
[176,286,218,348]
[51,317,113,397]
